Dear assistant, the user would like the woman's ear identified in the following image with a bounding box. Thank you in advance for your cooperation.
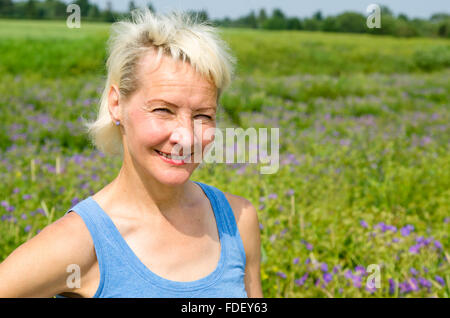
[108,84,121,123]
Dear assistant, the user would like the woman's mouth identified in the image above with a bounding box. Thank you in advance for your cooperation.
[154,149,192,165]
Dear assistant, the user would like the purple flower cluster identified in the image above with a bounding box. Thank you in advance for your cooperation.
[360,220,368,228]
[408,236,443,254]
[300,239,313,251]
[374,222,397,233]
[294,273,308,286]
[276,271,287,279]
[400,224,414,236]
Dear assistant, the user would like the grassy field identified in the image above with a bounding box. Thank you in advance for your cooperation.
[0,19,449,298]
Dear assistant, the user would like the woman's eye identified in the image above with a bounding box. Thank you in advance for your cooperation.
[153,108,172,114]
[195,114,212,120]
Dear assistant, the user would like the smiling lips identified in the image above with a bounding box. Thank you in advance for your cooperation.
[154,149,193,165]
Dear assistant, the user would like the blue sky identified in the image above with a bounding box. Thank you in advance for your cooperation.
[66,0,449,19]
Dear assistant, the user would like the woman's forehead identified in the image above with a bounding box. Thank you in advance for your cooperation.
[137,49,216,89]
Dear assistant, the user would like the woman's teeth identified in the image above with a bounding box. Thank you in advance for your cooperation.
[156,150,190,160]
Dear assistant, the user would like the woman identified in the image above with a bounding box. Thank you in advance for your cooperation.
[0,8,262,298]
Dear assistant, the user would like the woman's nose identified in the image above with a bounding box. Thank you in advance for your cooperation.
[169,120,198,155]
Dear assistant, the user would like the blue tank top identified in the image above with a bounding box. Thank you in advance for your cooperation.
[55,181,248,298]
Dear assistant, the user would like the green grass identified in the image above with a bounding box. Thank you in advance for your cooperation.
[0,19,449,298]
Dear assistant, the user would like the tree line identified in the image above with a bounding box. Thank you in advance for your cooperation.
[0,0,449,38]
[214,6,450,38]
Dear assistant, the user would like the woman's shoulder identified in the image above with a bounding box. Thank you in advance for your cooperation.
[221,191,260,265]
[0,208,97,297]
[45,210,98,271]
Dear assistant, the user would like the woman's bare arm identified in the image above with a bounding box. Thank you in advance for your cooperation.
[0,212,94,298]
[225,193,264,298]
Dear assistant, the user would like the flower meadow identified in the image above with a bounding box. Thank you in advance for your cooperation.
[0,19,449,298]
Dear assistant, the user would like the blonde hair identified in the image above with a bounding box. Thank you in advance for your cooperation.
[83,7,236,156]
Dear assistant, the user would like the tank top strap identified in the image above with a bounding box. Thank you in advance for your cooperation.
[64,197,121,249]
[63,197,124,294]
[193,181,247,266]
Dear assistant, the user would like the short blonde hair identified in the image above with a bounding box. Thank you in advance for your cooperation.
[84,7,236,156]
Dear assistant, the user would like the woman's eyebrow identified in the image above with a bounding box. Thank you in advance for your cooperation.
[144,99,179,108]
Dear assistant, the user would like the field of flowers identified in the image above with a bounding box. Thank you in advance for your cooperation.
[0,19,449,298]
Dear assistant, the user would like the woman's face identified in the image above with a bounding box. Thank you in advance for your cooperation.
[113,51,217,186]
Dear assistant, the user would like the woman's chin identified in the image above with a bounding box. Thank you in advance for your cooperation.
[152,169,193,186]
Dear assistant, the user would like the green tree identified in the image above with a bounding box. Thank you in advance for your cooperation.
[128,1,136,12]
[147,1,155,13]
[321,16,339,32]
[0,0,14,16]
[286,17,302,30]
[313,10,323,21]
[25,0,37,18]
[75,0,90,17]
[303,18,321,31]
[103,1,115,22]
[87,3,100,19]
[334,12,366,33]
[398,13,409,21]
[257,8,267,28]
[272,8,285,19]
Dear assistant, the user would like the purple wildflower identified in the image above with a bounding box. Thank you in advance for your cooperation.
[323,273,333,284]
[418,277,432,289]
[315,278,320,287]
[444,217,450,224]
[294,273,308,287]
[392,237,400,243]
[400,225,414,236]
[355,266,366,275]
[1,201,8,208]
[386,225,397,232]
[22,194,32,200]
[374,221,390,232]
[399,281,411,294]
[409,244,421,254]
[339,139,351,146]
[24,225,31,233]
[344,270,353,279]
[420,136,432,146]
[269,234,276,242]
[360,220,368,228]
[276,271,287,279]
[410,268,418,276]
[268,193,278,200]
[333,265,340,274]
[286,189,294,196]
[21,213,27,220]
[389,279,396,295]
[305,258,311,265]
[352,276,362,288]
[409,278,419,291]
[435,276,445,286]
[258,204,265,210]
[365,285,376,294]
[6,206,14,212]
[13,187,20,194]
[434,240,443,250]
[259,223,263,230]
[71,197,80,206]
[293,257,300,265]
[320,263,328,272]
